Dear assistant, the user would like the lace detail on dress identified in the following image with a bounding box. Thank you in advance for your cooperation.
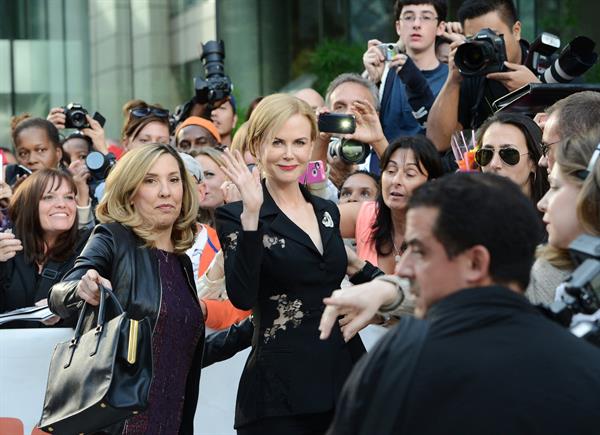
[222,231,239,259]
[263,294,304,343]
[263,234,285,249]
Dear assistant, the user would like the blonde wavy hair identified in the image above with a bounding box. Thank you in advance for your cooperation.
[246,93,317,159]
[539,128,600,268]
[95,143,198,253]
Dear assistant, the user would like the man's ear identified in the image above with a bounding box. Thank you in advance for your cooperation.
[437,20,446,37]
[512,20,522,41]
[463,245,491,284]
[395,19,402,37]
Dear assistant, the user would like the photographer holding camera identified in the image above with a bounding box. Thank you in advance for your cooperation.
[172,40,233,130]
[47,103,114,215]
[427,0,540,152]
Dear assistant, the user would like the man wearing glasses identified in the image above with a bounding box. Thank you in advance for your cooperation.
[427,0,540,153]
[538,91,600,173]
[362,1,448,149]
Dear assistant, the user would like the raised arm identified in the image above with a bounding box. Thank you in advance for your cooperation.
[215,149,265,310]
[426,39,464,152]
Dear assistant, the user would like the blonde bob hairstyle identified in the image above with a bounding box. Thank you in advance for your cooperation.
[246,93,317,159]
[95,143,198,253]
[539,128,600,268]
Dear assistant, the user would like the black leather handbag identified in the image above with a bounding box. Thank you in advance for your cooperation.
[38,286,153,434]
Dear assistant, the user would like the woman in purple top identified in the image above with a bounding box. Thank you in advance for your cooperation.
[50,143,204,434]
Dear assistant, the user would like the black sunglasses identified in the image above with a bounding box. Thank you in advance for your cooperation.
[475,147,528,167]
[129,106,170,119]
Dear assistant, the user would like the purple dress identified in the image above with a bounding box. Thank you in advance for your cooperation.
[123,250,203,434]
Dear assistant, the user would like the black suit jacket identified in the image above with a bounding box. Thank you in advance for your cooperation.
[328,286,600,435]
[215,182,365,428]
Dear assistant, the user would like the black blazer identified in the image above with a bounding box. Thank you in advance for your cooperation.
[49,223,204,434]
[215,182,365,428]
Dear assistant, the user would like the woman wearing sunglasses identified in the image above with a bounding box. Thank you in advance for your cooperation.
[121,99,171,152]
[528,130,600,305]
[475,112,549,205]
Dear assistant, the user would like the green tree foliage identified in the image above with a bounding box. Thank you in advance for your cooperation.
[306,39,366,95]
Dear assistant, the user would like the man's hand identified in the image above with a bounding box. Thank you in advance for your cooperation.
[81,115,108,154]
[486,61,541,92]
[348,100,387,156]
[319,279,398,342]
[389,53,408,73]
[443,22,464,42]
[362,39,386,84]
[47,107,66,130]
[447,39,466,84]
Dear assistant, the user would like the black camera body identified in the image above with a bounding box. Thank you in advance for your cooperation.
[64,103,90,129]
[63,103,106,130]
[194,40,233,105]
[455,28,507,77]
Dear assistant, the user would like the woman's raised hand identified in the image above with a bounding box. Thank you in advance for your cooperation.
[76,269,113,306]
[0,231,22,262]
[221,149,263,229]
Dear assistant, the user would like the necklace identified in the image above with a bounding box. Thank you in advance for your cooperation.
[392,239,404,263]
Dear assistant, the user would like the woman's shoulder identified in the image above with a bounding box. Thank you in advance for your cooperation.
[356,201,378,223]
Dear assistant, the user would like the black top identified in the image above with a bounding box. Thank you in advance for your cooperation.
[215,182,365,428]
[328,286,600,435]
[124,250,203,434]
[0,228,91,328]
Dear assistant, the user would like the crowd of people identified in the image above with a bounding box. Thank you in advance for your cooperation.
[1,0,600,434]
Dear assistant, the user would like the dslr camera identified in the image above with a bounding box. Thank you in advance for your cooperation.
[64,103,90,129]
[454,28,507,77]
[540,234,600,347]
[63,102,107,130]
[194,40,233,105]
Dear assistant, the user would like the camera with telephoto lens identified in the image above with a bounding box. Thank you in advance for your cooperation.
[454,28,507,77]
[328,137,369,165]
[538,36,598,83]
[539,234,600,347]
[194,40,233,105]
[64,103,90,129]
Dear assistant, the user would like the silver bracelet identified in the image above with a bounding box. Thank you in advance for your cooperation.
[375,275,405,313]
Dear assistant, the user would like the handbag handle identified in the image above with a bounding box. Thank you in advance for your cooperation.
[65,283,124,368]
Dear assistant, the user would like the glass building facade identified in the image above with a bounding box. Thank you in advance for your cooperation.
[0,0,597,148]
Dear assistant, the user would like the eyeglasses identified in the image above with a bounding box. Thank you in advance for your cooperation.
[399,14,438,23]
[129,106,170,119]
[540,140,560,157]
[475,147,529,167]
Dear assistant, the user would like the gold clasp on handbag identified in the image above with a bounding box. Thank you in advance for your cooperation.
[127,319,139,364]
